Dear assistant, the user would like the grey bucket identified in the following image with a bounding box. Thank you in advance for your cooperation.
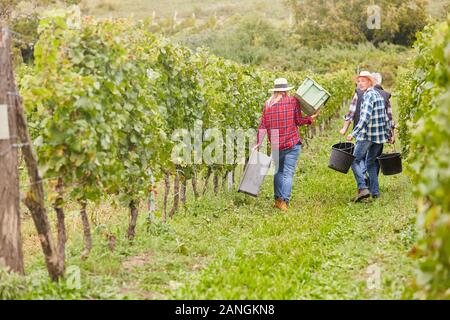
[238,150,272,197]
[328,142,355,174]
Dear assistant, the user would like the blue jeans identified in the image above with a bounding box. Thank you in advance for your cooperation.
[362,144,384,183]
[351,140,383,196]
[273,143,301,203]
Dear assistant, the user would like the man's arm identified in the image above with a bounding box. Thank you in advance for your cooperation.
[385,99,396,129]
[340,92,358,135]
[349,93,373,139]
[340,120,352,136]
[384,99,396,143]
[344,92,358,122]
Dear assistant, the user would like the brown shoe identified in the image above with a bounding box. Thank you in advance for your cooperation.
[353,188,370,202]
[274,198,283,208]
[275,199,288,212]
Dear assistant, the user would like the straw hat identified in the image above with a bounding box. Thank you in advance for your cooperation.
[354,71,377,86]
[269,78,294,92]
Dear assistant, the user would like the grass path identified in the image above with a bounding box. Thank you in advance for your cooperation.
[162,116,416,299]
[15,109,416,300]
[112,113,416,299]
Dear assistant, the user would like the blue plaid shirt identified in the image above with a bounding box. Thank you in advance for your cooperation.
[351,88,392,144]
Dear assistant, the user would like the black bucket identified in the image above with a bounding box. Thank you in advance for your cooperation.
[328,142,356,174]
[377,153,402,176]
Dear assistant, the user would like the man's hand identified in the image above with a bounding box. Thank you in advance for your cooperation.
[346,134,353,141]
[389,134,396,144]
[388,129,396,144]
[388,136,396,144]
[339,128,347,136]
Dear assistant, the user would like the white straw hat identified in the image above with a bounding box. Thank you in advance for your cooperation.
[354,71,377,86]
[269,78,294,92]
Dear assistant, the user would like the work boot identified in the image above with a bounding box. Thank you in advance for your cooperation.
[274,198,283,208]
[353,188,370,203]
[275,199,288,212]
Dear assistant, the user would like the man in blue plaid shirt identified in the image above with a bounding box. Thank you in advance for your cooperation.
[347,71,393,201]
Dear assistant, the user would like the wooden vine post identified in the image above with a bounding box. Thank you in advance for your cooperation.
[0,26,24,274]
[0,27,63,280]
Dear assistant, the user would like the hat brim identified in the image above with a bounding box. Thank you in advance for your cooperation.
[269,86,294,92]
[354,75,377,86]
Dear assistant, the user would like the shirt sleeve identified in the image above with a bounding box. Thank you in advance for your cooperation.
[344,92,358,122]
[351,92,373,138]
[295,99,312,126]
[385,99,396,129]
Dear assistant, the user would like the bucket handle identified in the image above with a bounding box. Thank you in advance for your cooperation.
[382,140,402,159]
[386,140,397,152]
[338,131,344,145]
[338,132,348,148]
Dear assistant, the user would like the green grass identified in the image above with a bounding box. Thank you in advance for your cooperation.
[168,113,416,299]
[4,104,417,299]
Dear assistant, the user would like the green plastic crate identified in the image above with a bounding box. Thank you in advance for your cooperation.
[294,77,331,116]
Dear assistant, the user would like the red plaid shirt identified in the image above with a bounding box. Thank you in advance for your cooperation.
[257,94,312,150]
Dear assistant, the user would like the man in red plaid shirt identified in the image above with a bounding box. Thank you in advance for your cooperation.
[254,78,319,211]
